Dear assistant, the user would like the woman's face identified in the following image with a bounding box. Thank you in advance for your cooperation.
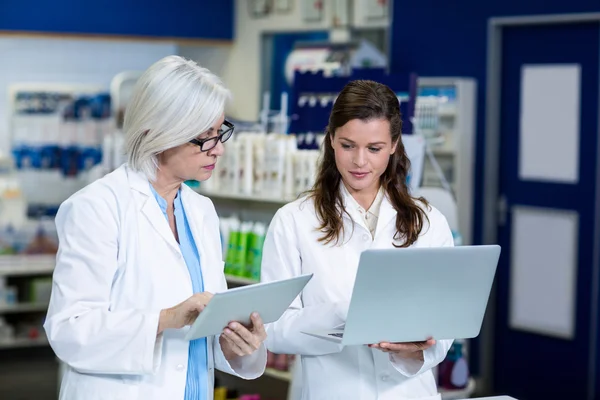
[331,118,397,195]
[158,114,226,183]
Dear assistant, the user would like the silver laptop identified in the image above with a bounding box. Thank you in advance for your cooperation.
[302,245,501,346]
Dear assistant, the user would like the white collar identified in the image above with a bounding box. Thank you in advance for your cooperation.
[340,182,386,218]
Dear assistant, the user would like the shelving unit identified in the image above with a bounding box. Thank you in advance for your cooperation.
[0,336,48,350]
[225,275,258,286]
[264,367,292,382]
[197,189,292,206]
[0,302,49,314]
[0,255,55,351]
[0,255,55,277]
[416,77,476,246]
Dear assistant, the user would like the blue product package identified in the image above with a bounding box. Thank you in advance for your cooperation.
[61,146,80,177]
[40,145,62,169]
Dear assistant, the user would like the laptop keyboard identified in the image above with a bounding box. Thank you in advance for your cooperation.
[328,332,344,338]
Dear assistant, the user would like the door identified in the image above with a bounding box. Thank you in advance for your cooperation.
[494,22,600,400]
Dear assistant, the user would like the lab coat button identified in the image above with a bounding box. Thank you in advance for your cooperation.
[176,364,184,371]
[362,234,370,241]
[380,373,389,382]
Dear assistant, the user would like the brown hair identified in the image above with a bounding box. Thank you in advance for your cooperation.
[308,79,429,247]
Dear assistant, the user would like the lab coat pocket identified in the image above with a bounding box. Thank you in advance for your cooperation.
[61,372,140,400]
[121,374,143,386]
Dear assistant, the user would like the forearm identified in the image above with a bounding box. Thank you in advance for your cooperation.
[266,302,347,356]
[157,309,174,334]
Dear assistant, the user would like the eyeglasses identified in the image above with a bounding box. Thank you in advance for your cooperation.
[189,120,235,152]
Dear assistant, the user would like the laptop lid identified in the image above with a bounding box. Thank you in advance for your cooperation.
[342,245,501,345]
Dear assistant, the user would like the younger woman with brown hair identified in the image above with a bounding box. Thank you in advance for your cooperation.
[261,80,453,399]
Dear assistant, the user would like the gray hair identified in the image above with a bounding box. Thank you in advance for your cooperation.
[123,55,231,180]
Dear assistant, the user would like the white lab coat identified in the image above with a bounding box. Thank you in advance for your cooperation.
[45,164,266,400]
[261,191,454,400]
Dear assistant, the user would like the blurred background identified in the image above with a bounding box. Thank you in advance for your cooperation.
[0,1,599,399]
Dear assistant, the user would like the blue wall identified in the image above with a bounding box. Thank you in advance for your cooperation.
[0,0,234,40]
[390,1,600,247]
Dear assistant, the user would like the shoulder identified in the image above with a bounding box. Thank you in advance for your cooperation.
[63,167,127,210]
[267,195,318,235]
[56,168,129,228]
[275,195,316,220]
[412,198,453,245]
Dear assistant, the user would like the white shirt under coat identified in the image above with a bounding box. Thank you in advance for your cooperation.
[261,185,454,400]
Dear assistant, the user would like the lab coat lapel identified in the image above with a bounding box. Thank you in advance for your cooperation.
[126,166,180,253]
[180,188,209,283]
[141,198,181,252]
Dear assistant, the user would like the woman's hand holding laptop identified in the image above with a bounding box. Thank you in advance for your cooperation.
[369,338,437,361]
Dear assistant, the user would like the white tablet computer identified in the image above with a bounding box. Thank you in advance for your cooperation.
[185,274,313,341]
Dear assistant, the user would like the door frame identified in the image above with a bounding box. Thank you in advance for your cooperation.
[483,12,600,398]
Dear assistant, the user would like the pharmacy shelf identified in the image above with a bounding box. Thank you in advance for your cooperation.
[439,378,476,400]
[0,255,55,277]
[432,147,456,157]
[225,275,258,286]
[0,302,48,314]
[263,367,292,382]
[437,104,457,118]
[196,189,293,206]
[0,336,49,350]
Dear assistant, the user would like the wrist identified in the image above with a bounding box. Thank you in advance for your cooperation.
[414,350,425,362]
[392,350,424,361]
[158,309,173,334]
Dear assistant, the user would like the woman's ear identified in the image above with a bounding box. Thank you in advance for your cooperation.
[327,130,335,148]
[391,139,399,155]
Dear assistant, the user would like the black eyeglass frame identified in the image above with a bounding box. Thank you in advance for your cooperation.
[189,120,235,152]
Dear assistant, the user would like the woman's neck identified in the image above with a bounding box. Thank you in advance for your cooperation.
[345,182,381,211]
[152,169,183,206]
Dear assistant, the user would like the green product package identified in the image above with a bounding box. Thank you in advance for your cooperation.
[232,222,252,276]
[245,222,266,281]
[224,229,240,275]
[245,232,258,279]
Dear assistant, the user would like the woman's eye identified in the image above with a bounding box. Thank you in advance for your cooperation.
[198,133,217,141]
[341,143,352,149]
[369,147,382,153]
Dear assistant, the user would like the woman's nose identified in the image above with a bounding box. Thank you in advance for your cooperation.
[208,140,225,157]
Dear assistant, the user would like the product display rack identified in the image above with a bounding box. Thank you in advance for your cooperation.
[0,255,55,349]
[415,77,476,246]
[0,254,56,400]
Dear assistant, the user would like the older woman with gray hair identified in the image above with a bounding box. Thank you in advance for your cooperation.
[44,56,267,400]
